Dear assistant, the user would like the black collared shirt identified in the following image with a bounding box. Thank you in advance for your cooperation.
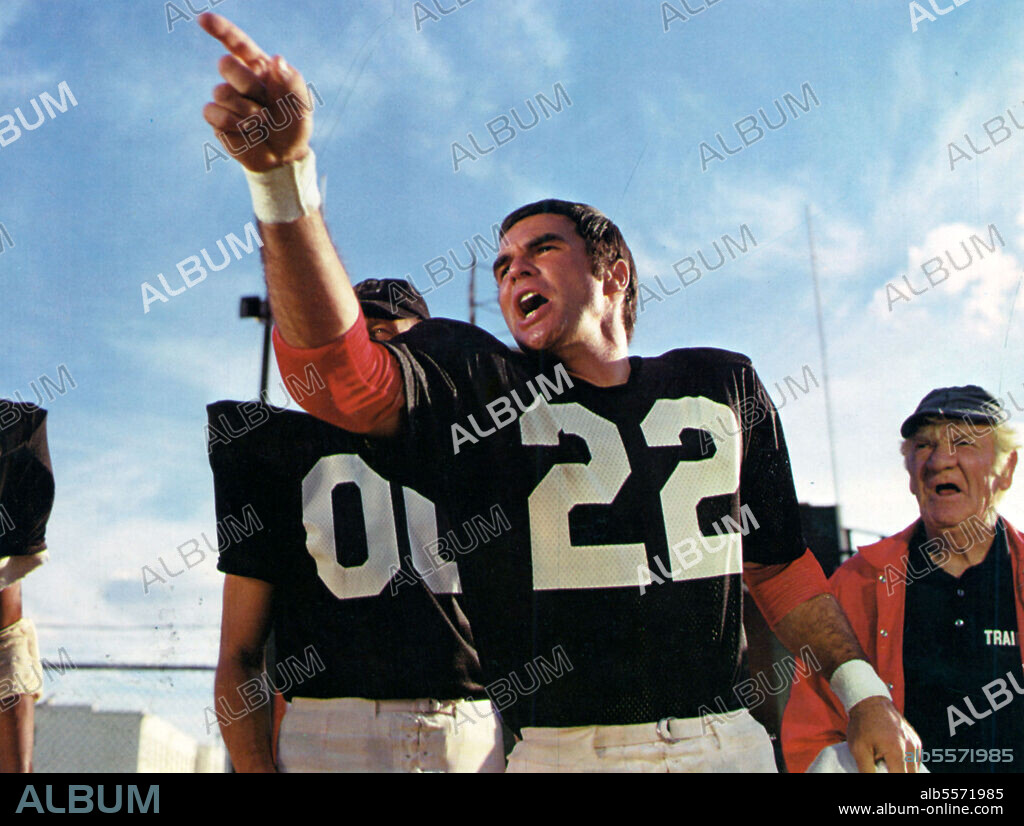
[902,519,1024,772]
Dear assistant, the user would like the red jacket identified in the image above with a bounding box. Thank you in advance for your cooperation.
[781,518,1024,774]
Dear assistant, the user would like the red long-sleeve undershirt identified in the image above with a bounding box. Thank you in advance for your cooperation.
[744,548,829,628]
[271,310,404,433]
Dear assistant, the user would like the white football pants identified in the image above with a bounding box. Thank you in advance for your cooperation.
[276,696,505,773]
[506,708,777,773]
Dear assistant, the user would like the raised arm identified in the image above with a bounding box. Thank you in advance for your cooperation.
[199,12,357,347]
[199,14,403,436]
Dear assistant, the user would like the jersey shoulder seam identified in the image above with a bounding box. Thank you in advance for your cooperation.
[654,346,753,368]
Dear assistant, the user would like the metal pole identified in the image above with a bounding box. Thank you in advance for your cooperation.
[259,311,271,399]
[806,205,843,528]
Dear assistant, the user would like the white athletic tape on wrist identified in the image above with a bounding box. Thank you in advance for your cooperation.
[244,150,321,224]
[0,618,43,702]
[829,658,891,713]
[0,550,48,590]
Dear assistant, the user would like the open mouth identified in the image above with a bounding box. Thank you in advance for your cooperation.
[517,291,549,318]
[935,483,962,496]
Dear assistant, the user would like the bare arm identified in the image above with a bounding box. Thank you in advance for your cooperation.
[199,12,360,347]
[258,215,360,347]
[199,14,405,438]
[770,591,863,678]
[215,574,277,773]
[746,562,920,773]
[0,584,32,773]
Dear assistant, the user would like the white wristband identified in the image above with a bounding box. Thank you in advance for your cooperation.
[830,659,891,712]
[243,150,321,224]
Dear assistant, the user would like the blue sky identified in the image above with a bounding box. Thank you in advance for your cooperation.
[3,0,1023,679]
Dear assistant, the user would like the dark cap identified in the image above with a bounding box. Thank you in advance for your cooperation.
[900,385,1008,438]
[354,278,431,322]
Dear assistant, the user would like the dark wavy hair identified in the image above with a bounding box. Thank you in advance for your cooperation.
[500,199,638,341]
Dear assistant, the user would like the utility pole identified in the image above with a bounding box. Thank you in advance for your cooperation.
[239,296,271,398]
[805,205,843,541]
[467,256,489,324]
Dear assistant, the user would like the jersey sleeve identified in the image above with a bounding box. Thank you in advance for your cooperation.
[0,405,55,561]
[735,363,806,565]
[207,402,296,585]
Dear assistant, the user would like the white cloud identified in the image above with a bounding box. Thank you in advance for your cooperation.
[801,212,1024,536]
[502,0,569,71]
[29,508,222,665]
[0,69,57,96]
[870,221,1021,336]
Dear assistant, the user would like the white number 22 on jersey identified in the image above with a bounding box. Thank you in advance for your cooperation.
[522,397,743,591]
[301,454,461,600]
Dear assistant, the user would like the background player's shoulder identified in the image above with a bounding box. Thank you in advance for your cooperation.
[207,398,287,420]
[16,401,48,429]
[206,399,302,455]
[205,399,371,469]
[0,401,53,563]
[0,400,47,417]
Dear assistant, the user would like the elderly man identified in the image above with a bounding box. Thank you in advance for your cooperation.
[783,386,1024,773]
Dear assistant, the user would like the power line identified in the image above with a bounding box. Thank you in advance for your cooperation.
[55,663,215,671]
[35,623,219,631]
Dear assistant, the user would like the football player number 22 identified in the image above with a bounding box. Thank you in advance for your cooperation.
[521,398,743,590]
[302,454,461,600]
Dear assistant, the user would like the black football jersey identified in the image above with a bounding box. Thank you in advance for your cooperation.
[208,401,486,701]
[0,402,54,564]
[382,319,806,730]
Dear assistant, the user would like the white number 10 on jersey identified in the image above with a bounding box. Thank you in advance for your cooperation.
[302,454,462,600]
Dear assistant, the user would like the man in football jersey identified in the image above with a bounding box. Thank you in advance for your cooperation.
[0,402,55,773]
[199,12,920,772]
[782,386,1024,773]
[212,282,504,773]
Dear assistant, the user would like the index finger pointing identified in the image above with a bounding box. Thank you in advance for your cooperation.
[198,12,270,73]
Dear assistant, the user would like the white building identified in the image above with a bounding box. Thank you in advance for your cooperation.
[34,704,226,773]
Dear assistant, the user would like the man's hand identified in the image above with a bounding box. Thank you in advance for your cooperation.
[764,589,922,773]
[199,13,313,172]
[847,695,922,773]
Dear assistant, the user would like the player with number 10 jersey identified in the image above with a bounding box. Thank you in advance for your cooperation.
[209,284,504,773]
